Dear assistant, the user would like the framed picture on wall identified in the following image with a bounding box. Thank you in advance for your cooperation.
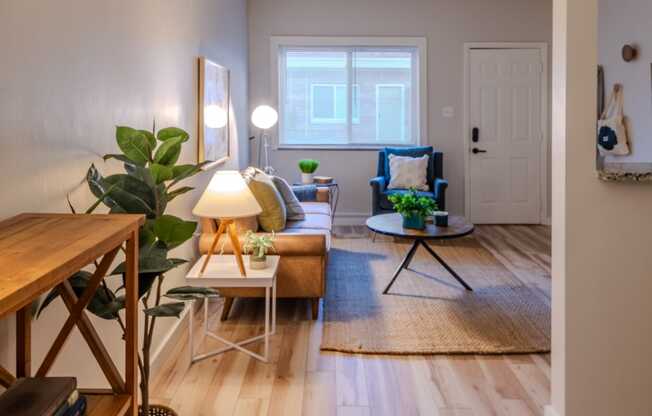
[198,56,230,169]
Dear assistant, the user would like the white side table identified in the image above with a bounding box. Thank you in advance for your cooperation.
[186,254,279,363]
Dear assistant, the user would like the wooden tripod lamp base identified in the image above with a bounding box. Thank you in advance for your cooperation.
[200,218,247,277]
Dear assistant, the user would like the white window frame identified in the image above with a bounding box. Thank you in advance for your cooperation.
[375,84,407,142]
[271,36,427,150]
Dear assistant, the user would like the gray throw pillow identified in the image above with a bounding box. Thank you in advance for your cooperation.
[271,176,306,221]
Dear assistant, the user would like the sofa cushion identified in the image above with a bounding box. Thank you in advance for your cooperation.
[301,202,331,216]
[286,213,331,231]
[272,176,305,220]
[379,189,436,211]
[242,167,286,232]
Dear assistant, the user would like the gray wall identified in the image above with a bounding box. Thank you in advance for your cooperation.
[0,0,248,387]
[248,0,552,221]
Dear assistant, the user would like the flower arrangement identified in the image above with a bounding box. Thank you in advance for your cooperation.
[388,188,438,230]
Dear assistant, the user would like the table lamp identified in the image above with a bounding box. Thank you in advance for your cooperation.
[251,105,278,175]
[193,171,262,277]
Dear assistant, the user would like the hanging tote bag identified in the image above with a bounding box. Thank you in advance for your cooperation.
[597,85,630,156]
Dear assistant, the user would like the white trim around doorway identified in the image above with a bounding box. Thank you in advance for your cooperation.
[462,42,550,224]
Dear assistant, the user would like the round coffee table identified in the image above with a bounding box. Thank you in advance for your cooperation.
[366,213,475,294]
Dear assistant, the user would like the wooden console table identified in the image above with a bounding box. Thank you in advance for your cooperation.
[0,213,144,416]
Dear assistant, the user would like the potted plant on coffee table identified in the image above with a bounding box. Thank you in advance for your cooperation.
[388,188,438,230]
[37,125,218,416]
[298,159,319,184]
[242,230,275,269]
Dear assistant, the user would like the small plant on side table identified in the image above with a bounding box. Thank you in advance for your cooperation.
[298,159,319,184]
[242,230,275,269]
[388,188,438,230]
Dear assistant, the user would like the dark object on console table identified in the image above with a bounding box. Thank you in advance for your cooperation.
[0,377,76,416]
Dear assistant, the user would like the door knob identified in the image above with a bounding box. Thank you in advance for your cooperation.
[472,148,487,154]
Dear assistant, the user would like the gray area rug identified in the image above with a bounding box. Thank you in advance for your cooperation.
[321,237,551,355]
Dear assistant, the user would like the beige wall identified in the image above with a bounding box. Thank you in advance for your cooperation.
[248,0,552,221]
[551,0,652,414]
[0,0,248,388]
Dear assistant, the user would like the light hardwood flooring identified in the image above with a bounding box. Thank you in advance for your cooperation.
[151,225,551,416]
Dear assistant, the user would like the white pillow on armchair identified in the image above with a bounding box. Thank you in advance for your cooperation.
[387,154,430,191]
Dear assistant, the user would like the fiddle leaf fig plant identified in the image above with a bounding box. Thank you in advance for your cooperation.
[36,125,218,414]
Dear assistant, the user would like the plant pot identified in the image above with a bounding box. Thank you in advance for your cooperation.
[401,212,426,230]
[301,173,314,184]
[249,255,268,270]
[139,404,178,416]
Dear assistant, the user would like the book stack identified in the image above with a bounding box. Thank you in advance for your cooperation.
[0,377,87,415]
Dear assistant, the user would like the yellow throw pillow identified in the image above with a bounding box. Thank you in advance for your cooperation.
[242,168,287,232]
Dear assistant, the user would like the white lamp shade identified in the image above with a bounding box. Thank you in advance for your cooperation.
[192,171,262,219]
[204,104,228,129]
[251,105,278,129]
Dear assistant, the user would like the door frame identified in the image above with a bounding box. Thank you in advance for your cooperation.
[463,42,549,224]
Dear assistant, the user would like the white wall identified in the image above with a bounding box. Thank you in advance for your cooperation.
[248,0,552,221]
[551,0,652,414]
[599,0,652,165]
[0,0,248,388]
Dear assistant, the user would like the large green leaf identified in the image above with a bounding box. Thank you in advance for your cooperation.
[87,164,119,210]
[157,127,189,142]
[144,302,185,318]
[166,186,194,203]
[102,174,157,217]
[116,126,152,166]
[154,215,197,249]
[153,135,184,166]
[138,129,157,149]
[150,164,173,184]
[164,286,219,301]
[168,162,210,187]
[103,154,134,164]
[140,219,157,247]
[36,271,123,320]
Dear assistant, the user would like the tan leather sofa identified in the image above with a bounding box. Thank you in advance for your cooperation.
[198,188,331,320]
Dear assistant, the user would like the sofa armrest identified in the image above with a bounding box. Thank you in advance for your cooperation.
[433,178,448,211]
[199,232,327,257]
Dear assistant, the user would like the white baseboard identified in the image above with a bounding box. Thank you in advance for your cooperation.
[544,405,560,416]
[542,217,552,226]
[333,212,370,226]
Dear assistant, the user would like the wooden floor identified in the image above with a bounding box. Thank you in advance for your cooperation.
[151,225,551,416]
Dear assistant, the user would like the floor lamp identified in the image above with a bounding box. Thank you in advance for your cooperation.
[192,171,262,277]
[251,105,278,175]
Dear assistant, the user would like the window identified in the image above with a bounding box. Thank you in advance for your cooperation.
[310,84,359,124]
[273,37,426,148]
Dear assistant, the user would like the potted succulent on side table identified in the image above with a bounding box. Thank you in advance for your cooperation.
[36,125,219,416]
[298,159,319,184]
[388,188,438,230]
[243,230,275,269]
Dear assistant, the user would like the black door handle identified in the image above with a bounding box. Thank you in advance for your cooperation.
[472,127,479,143]
[472,148,487,154]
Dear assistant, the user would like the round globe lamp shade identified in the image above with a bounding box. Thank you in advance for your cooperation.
[251,105,278,129]
[204,104,228,129]
[192,171,262,219]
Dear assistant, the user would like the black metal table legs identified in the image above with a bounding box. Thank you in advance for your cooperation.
[382,239,473,294]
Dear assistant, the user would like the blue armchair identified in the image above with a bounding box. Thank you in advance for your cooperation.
[370,146,448,215]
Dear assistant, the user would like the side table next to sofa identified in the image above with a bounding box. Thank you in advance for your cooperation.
[186,255,279,363]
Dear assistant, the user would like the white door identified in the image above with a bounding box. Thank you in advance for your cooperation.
[468,48,543,224]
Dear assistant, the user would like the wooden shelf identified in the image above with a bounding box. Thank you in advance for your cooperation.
[85,393,132,416]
